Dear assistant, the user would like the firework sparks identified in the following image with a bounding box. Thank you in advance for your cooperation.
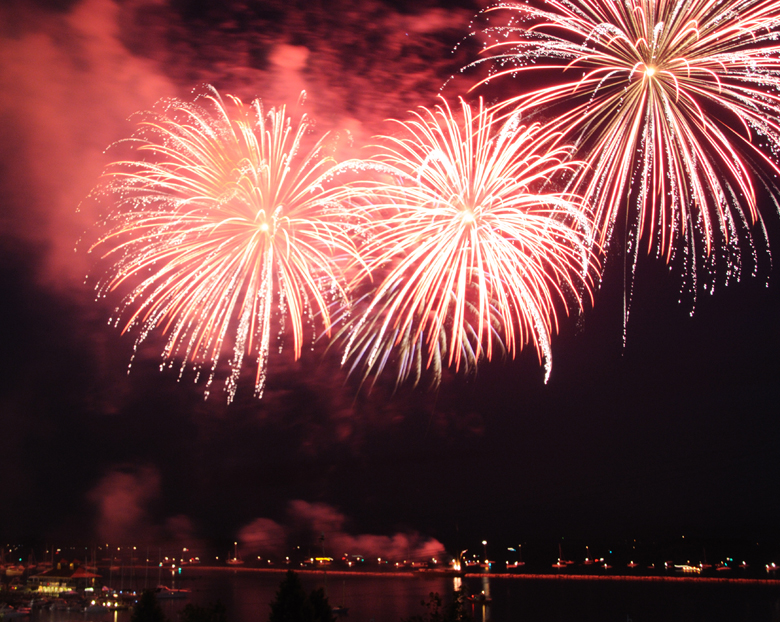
[89,88,362,402]
[473,0,780,297]
[340,97,596,388]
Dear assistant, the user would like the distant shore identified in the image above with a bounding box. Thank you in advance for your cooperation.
[179,565,780,586]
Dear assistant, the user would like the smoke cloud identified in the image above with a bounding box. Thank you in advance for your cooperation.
[0,0,487,543]
[238,500,446,563]
[0,0,173,287]
[87,464,161,543]
[237,518,289,558]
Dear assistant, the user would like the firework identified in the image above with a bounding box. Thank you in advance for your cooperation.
[473,0,780,292]
[89,89,362,402]
[340,97,596,388]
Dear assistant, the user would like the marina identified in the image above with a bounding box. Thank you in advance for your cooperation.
[2,558,780,622]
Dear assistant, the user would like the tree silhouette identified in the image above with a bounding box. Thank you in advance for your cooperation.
[308,587,332,622]
[180,601,227,622]
[268,570,333,622]
[131,590,166,622]
[402,587,472,622]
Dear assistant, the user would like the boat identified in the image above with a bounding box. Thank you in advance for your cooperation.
[466,592,492,605]
[154,585,190,599]
[5,565,25,577]
[0,606,31,618]
[48,599,68,611]
[582,546,594,566]
[226,542,244,566]
[84,602,109,614]
[332,581,348,617]
[506,545,525,570]
[103,599,130,611]
[551,544,574,569]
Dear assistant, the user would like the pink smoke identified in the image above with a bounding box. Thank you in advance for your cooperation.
[238,518,288,557]
[87,465,161,543]
[238,500,446,563]
[0,0,174,288]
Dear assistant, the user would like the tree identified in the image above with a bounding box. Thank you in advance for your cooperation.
[308,588,332,622]
[268,570,333,622]
[180,602,227,622]
[402,587,472,622]
[131,590,166,622]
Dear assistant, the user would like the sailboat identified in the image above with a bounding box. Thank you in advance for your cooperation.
[332,581,348,617]
[583,545,594,566]
[506,545,525,569]
[1,546,23,577]
[155,547,190,599]
[155,585,191,599]
[226,542,244,566]
[5,559,24,577]
[25,550,37,573]
[551,544,572,569]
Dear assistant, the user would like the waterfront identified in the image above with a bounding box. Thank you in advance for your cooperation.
[176,569,780,622]
[8,568,780,622]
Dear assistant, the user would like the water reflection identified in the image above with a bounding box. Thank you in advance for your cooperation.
[446,574,492,622]
[481,575,491,622]
[20,569,780,622]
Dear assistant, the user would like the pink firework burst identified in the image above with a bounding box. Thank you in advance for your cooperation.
[473,0,780,295]
[89,88,363,402]
[341,97,597,388]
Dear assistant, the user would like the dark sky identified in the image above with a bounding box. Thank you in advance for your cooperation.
[1,0,779,564]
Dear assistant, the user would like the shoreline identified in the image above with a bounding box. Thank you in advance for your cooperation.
[179,565,780,586]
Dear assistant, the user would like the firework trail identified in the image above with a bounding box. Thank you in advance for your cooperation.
[89,88,362,402]
[472,0,780,305]
[340,97,596,388]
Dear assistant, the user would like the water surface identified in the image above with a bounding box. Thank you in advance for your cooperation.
[24,569,780,622]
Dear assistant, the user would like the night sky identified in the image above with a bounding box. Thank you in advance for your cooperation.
[1,0,779,565]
